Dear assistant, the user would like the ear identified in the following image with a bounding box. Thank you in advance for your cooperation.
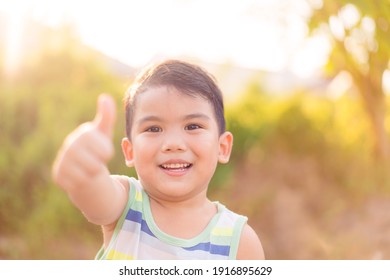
[121,137,135,167]
[218,131,233,164]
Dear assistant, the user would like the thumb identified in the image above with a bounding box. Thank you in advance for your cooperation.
[94,94,116,138]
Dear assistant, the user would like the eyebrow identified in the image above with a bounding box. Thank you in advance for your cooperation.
[183,113,211,121]
[137,113,211,125]
[137,116,162,125]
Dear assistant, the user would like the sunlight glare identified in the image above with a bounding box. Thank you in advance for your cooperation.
[339,4,360,30]
[3,2,25,77]
[74,0,292,71]
[326,71,353,99]
[290,34,330,78]
[0,0,327,78]
[329,15,345,41]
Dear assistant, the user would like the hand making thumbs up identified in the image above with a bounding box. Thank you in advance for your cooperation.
[52,94,117,191]
[52,94,130,226]
[94,94,116,140]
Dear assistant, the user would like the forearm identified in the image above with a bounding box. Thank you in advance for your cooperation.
[53,94,122,225]
[64,171,128,226]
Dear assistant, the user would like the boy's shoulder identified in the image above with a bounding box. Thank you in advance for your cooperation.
[214,204,264,259]
[236,223,265,260]
[112,175,131,189]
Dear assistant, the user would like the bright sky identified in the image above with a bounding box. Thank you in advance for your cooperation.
[0,0,329,78]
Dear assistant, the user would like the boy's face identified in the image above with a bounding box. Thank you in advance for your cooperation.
[122,86,233,202]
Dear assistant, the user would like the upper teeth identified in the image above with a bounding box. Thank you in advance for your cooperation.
[162,163,191,169]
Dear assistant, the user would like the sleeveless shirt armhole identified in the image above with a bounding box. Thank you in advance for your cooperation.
[228,215,248,260]
[95,176,136,260]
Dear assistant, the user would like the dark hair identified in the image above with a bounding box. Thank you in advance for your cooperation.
[124,59,226,139]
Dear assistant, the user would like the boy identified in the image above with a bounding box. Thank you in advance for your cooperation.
[52,59,264,259]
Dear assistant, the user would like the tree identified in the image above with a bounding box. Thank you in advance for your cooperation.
[307,0,390,160]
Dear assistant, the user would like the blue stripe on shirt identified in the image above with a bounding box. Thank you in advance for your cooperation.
[126,209,230,256]
[126,209,143,223]
[126,209,155,237]
[184,242,230,256]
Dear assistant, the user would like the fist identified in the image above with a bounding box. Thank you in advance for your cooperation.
[52,94,117,190]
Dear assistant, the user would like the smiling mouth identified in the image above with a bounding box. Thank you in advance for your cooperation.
[160,163,193,171]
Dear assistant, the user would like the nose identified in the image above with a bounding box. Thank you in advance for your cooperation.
[161,130,187,152]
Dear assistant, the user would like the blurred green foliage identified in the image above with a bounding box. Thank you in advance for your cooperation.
[308,0,390,160]
[226,81,383,191]
[0,27,130,258]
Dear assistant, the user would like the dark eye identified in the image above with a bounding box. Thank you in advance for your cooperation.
[146,126,162,133]
[186,124,201,130]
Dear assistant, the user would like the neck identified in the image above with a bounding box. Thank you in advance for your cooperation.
[147,191,218,239]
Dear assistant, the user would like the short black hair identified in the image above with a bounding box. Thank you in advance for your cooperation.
[124,59,226,139]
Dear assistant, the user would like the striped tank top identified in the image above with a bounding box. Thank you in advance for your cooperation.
[96,177,248,260]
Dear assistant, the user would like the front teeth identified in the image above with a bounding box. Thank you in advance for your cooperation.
[161,163,191,169]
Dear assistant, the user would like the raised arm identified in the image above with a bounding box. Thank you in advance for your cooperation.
[52,94,128,226]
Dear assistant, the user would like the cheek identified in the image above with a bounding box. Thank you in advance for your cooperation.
[133,139,154,161]
[192,136,220,159]
[133,136,164,164]
[198,133,219,149]
[132,143,155,181]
